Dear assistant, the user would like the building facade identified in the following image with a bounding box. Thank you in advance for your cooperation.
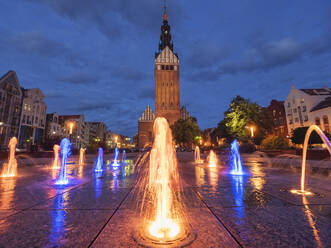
[87,122,107,144]
[267,100,288,137]
[18,88,47,146]
[138,105,155,148]
[45,112,62,139]
[284,86,331,136]
[154,10,180,125]
[137,6,182,148]
[180,106,190,120]
[0,71,23,148]
[60,115,88,149]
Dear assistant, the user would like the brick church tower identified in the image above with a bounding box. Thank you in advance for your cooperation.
[154,7,180,126]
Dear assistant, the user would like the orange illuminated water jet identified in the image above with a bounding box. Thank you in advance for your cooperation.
[194,146,203,164]
[1,137,18,178]
[52,145,60,169]
[207,150,218,167]
[134,117,195,247]
[291,125,331,195]
[79,148,85,166]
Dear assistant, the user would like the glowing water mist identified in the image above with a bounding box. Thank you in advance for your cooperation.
[112,147,120,167]
[229,140,244,175]
[79,148,85,166]
[55,138,72,185]
[94,148,104,172]
[194,146,203,164]
[122,150,126,164]
[1,137,18,177]
[207,150,218,167]
[135,117,195,246]
[291,125,331,195]
[52,145,60,169]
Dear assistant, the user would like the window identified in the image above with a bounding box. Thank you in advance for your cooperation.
[304,116,308,122]
[174,66,177,71]
[302,106,307,112]
[24,103,27,111]
[157,65,161,70]
[295,118,299,123]
[273,110,276,117]
[301,98,305,103]
[28,105,31,111]
[323,116,329,133]
[315,117,321,126]
[287,102,291,108]
[280,127,284,133]
[166,65,169,70]
[293,108,297,113]
[289,119,293,124]
[35,117,38,124]
[161,65,165,70]
[279,117,283,125]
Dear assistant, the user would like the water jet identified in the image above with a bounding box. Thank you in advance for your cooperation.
[55,138,72,185]
[1,137,18,178]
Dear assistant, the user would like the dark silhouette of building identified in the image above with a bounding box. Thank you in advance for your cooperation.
[268,100,288,137]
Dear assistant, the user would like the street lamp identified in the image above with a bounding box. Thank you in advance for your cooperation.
[250,126,255,138]
[68,122,74,135]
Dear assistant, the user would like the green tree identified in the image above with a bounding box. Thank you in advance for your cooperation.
[171,117,201,147]
[261,135,289,150]
[224,96,273,144]
[291,127,331,145]
[211,120,232,145]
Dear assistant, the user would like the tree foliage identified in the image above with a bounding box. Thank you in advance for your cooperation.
[291,127,331,145]
[261,135,289,150]
[222,96,273,144]
[171,117,201,147]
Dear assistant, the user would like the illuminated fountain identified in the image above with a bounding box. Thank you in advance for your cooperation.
[134,117,195,247]
[207,150,218,167]
[291,125,331,195]
[52,145,60,169]
[55,138,72,185]
[194,146,203,164]
[111,147,120,167]
[1,137,18,178]
[79,148,85,166]
[122,150,126,164]
[94,147,104,172]
[229,140,244,175]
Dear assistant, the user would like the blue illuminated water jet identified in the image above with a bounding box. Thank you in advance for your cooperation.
[111,147,120,167]
[121,150,126,164]
[55,138,72,185]
[229,140,244,175]
[94,148,104,172]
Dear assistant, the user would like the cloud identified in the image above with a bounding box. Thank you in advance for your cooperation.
[67,101,112,112]
[220,36,331,75]
[0,31,68,57]
[28,0,184,40]
[57,72,100,84]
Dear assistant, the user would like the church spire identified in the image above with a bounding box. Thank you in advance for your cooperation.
[158,0,173,53]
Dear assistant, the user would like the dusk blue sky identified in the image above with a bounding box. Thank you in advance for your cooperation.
[1,0,330,137]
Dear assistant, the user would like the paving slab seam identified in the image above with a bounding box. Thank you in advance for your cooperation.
[87,185,135,248]
[0,181,91,221]
[192,188,243,248]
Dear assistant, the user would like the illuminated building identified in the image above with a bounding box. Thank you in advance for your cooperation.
[45,112,62,138]
[267,100,288,137]
[138,106,154,148]
[0,71,23,148]
[59,115,88,149]
[87,122,107,144]
[18,88,47,146]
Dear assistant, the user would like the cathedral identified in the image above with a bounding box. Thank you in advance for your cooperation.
[137,5,189,148]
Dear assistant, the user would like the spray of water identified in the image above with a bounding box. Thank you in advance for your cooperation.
[133,117,195,246]
[111,147,120,167]
[94,148,104,172]
[207,150,218,168]
[55,138,72,185]
[79,148,85,166]
[1,137,18,178]
[122,150,126,164]
[52,145,60,169]
[229,140,244,175]
[194,146,203,164]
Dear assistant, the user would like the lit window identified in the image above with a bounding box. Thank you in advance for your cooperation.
[24,104,27,110]
[315,117,321,126]
[301,98,305,103]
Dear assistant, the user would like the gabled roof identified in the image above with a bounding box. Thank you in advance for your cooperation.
[300,87,331,96]
[311,97,331,112]
[0,70,21,88]
[139,105,154,122]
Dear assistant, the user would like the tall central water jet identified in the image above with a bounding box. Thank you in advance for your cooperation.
[79,148,85,166]
[52,144,60,169]
[291,125,331,195]
[229,140,244,175]
[194,146,203,164]
[111,147,120,167]
[55,138,71,185]
[207,150,218,167]
[134,117,195,247]
[1,137,18,178]
[94,147,104,172]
